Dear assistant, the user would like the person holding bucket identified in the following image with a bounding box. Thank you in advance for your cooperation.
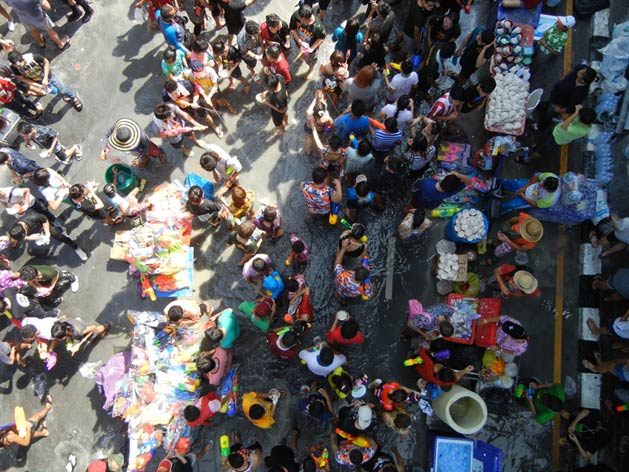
[99,118,165,169]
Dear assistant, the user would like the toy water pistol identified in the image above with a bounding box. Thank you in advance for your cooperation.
[329,202,340,225]
[616,403,629,412]
[38,342,57,370]
[430,204,461,218]
[341,219,369,243]
[403,356,423,367]
[335,428,369,448]
[431,349,451,361]
[154,325,177,349]
[360,255,371,300]
[227,374,239,417]
[141,273,156,301]
[312,447,329,469]
[348,134,359,149]
[515,383,525,398]
[220,434,231,457]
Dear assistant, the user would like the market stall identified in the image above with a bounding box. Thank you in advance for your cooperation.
[110,182,194,299]
[106,311,200,471]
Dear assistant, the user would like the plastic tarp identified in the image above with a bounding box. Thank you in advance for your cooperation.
[598,36,629,93]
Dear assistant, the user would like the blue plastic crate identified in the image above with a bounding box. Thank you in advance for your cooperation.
[474,440,503,472]
[433,436,474,472]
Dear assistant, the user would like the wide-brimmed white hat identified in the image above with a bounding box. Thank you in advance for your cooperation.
[513,271,538,294]
[108,118,142,151]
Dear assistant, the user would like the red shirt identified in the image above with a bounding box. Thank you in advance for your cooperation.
[266,329,299,360]
[266,54,292,86]
[186,392,220,427]
[415,348,454,388]
[326,327,365,346]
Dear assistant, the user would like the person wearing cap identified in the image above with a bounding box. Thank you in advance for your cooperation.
[479,315,530,358]
[337,404,377,436]
[490,264,540,298]
[99,118,165,168]
[326,310,364,346]
[538,16,575,58]
[334,239,371,304]
[183,390,224,426]
[484,213,543,265]
[239,296,275,333]
[299,343,346,377]
[402,302,454,342]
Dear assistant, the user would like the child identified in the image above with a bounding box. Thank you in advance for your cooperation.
[227,221,263,266]
[199,146,242,189]
[286,234,310,272]
[162,45,188,80]
[406,135,436,180]
[259,73,289,136]
[189,37,216,68]
[332,17,363,64]
[319,50,349,105]
[253,204,284,241]
[219,185,255,221]
[17,122,81,166]
[103,183,151,220]
[311,125,345,180]
[212,38,251,95]
[68,183,122,226]
[188,60,236,116]
[186,185,229,227]
[262,43,291,87]
[305,90,333,157]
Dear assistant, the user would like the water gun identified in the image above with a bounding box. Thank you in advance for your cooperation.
[340,219,369,243]
[220,434,230,456]
[329,202,340,225]
[335,428,369,448]
[403,356,423,367]
[360,256,371,301]
[431,349,451,361]
[348,134,359,149]
[312,447,329,468]
[154,325,177,349]
[141,273,157,301]
[430,205,461,218]
[515,383,525,398]
[616,403,629,412]
[38,341,57,369]
[227,374,239,417]
[477,238,487,255]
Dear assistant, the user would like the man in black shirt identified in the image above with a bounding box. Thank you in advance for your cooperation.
[337,404,377,436]
[460,77,496,114]
[8,210,87,261]
[186,185,228,227]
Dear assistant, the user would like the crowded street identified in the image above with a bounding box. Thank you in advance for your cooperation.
[0,0,628,471]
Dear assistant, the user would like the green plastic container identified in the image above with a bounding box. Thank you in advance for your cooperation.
[105,164,139,195]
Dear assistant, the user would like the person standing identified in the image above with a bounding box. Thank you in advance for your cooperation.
[99,118,165,168]
[64,0,93,23]
[4,0,70,49]
[289,4,326,79]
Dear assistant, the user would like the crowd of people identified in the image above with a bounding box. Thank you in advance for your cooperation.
[0,0,625,470]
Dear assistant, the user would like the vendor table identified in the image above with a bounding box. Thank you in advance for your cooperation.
[497,0,543,27]
[443,294,502,348]
[528,178,598,225]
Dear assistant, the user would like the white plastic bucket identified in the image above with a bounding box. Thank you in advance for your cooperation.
[432,384,488,435]
[526,88,544,118]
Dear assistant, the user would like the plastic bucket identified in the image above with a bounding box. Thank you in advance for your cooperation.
[526,88,543,118]
[445,211,488,244]
[432,384,488,435]
[105,164,139,195]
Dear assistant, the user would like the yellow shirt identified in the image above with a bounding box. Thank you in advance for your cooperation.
[242,392,275,429]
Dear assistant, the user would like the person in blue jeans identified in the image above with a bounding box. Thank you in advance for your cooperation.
[498,173,560,215]
[7,51,82,111]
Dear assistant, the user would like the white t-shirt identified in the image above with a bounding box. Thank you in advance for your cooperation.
[614,218,629,244]
[298,348,346,376]
[204,143,242,179]
[385,72,418,102]
[381,104,413,129]
[39,170,68,204]
[613,317,629,339]
[21,316,58,340]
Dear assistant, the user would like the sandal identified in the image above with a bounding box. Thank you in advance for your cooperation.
[71,97,83,112]
[66,453,77,472]
[74,144,82,160]
[58,37,71,50]
[269,388,281,405]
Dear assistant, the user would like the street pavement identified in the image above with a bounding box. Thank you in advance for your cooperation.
[0,0,618,471]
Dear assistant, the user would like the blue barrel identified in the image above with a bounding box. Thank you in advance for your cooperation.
[445,211,489,244]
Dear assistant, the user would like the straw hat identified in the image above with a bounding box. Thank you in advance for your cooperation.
[520,217,543,242]
[108,118,142,151]
[513,271,538,294]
